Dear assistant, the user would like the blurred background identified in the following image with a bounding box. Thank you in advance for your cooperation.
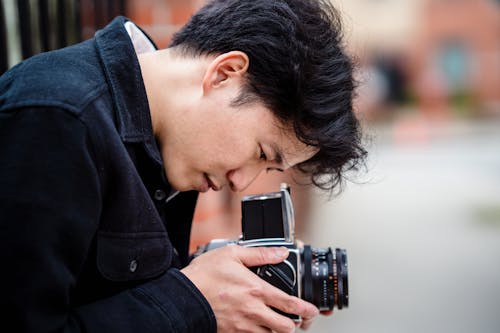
[2,0,499,332]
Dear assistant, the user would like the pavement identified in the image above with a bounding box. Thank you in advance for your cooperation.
[301,116,500,333]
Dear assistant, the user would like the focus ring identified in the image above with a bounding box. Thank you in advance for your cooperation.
[303,245,313,303]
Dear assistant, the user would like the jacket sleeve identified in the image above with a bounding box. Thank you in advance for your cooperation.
[0,108,216,333]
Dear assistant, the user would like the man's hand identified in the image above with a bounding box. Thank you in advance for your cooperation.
[298,310,333,331]
[181,245,319,333]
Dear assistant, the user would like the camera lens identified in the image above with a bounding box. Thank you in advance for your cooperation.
[301,246,349,310]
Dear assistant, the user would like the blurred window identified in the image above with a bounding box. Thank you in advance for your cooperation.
[433,40,471,92]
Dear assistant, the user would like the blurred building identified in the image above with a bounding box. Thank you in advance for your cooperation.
[411,0,500,116]
[330,0,422,119]
[337,0,500,118]
[333,0,422,54]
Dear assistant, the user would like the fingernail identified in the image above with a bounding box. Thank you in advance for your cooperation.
[274,247,289,258]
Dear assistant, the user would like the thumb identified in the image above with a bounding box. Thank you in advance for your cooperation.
[230,245,289,267]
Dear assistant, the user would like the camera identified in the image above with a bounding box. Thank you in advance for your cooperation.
[194,183,349,321]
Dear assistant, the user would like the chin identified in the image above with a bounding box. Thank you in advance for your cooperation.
[170,177,200,192]
[164,173,182,191]
[164,167,199,192]
[169,180,187,192]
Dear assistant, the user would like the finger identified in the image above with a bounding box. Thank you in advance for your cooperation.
[300,317,314,330]
[257,326,273,333]
[250,324,273,333]
[249,304,296,333]
[262,287,319,322]
[320,310,334,316]
[228,319,273,333]
[296,239,304,248]
[228,245,289,267]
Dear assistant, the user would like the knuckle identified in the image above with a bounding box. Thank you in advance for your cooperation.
[256,247,269,263]
[283,297,299,314]
[234,321,252,333]
[248,283,265,298]
[244,309,260,322]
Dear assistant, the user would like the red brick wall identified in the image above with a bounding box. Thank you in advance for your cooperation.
[127,0,206,48]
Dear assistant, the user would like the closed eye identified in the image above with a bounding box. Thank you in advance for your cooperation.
[266,167,284,173]
[259,147,268,161]
[260,145,284,172]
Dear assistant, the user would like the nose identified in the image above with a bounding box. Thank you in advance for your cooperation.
[226,163,266,192]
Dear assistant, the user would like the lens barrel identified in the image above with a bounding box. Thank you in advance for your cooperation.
[333,248,349,309]
[301,246,349,310]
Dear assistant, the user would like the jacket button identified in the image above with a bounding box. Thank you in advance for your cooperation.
[129,260,138,273]
[153,189,166,201]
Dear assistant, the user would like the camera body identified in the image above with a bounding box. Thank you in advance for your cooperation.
[195,183,348,321]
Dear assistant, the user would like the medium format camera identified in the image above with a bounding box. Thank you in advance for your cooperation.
[195,183,349,321]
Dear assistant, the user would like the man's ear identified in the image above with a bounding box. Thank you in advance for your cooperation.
[202,51,249,94]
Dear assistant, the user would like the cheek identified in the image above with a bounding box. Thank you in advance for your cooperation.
[203,131,254,170]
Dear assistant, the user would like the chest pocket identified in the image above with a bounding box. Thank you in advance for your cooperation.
[96,231,172,282]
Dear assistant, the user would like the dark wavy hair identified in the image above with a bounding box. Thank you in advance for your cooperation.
[170,0,367,193]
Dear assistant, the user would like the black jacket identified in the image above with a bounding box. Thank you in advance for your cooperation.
[0,17,216,332]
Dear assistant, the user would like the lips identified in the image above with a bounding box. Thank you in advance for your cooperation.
[204,174,219,191]
[199,176,210,193]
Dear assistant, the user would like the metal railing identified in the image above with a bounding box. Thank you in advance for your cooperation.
[1,0,127,75]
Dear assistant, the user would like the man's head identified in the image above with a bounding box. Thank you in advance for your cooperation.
[163,0,365,193]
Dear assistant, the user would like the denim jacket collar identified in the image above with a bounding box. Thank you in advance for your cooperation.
[94,16,162,164]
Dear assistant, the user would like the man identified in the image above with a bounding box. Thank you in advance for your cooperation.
[0,0,365,332]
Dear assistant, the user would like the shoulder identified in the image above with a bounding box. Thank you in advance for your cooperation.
[0,39,108,115]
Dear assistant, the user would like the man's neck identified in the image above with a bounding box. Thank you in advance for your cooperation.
[137,49,212,138]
